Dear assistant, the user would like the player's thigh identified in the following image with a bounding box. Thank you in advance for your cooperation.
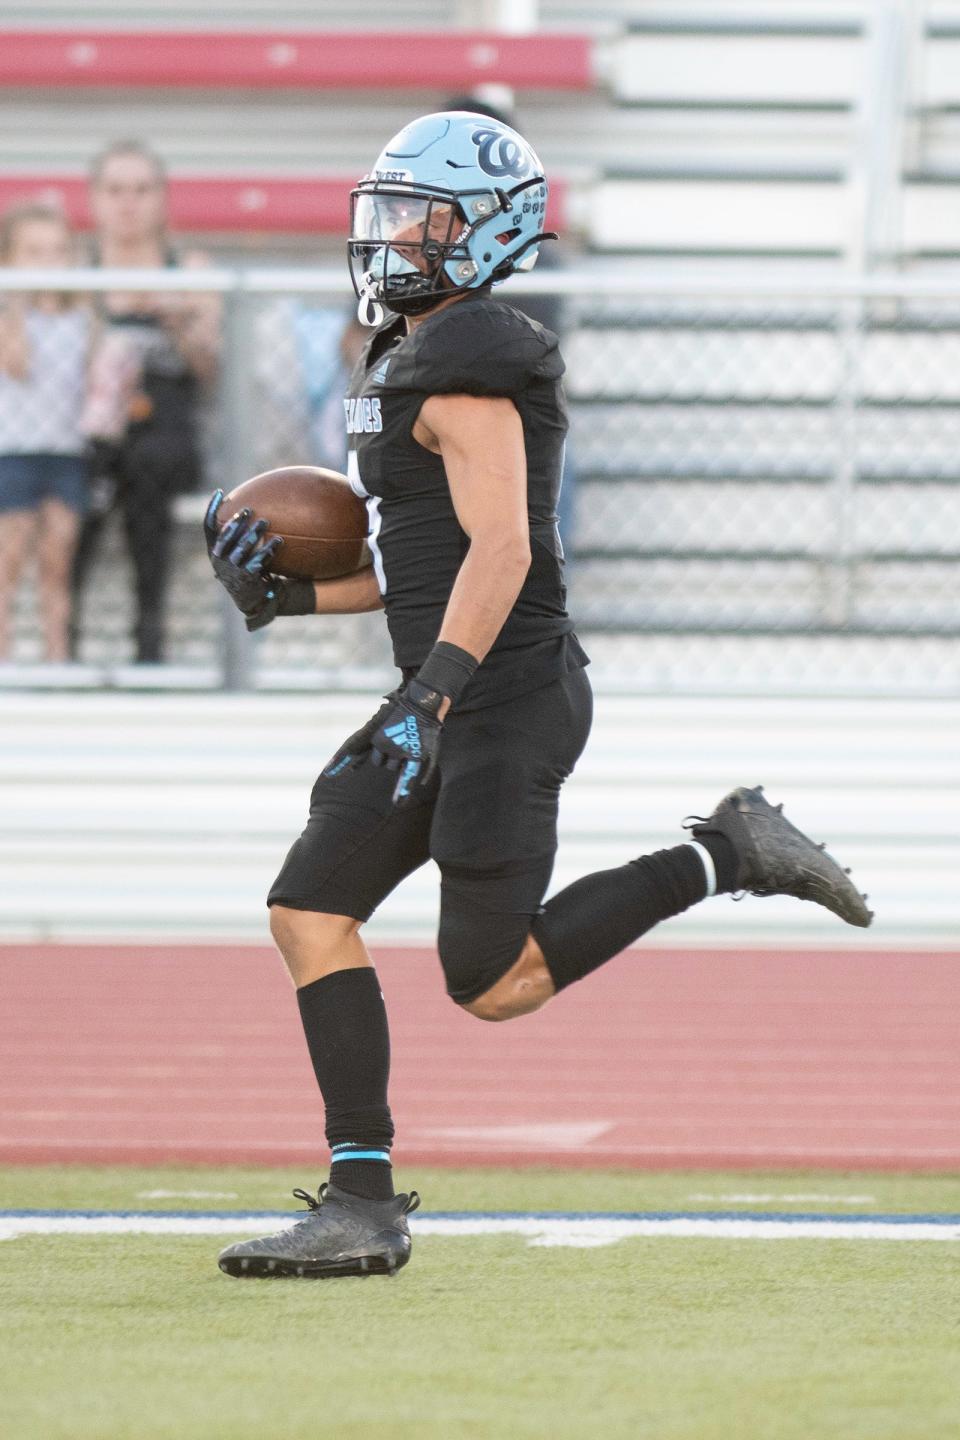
[268,743,436,922]
[432,667,593,1005]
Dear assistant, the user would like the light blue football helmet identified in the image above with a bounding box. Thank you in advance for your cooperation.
[348,110,555,323]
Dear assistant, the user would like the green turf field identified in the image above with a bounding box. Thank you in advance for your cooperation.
[2,1167,958,1440]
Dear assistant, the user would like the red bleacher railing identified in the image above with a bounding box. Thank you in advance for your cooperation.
[0,30,594,89]
[0,174,568,234]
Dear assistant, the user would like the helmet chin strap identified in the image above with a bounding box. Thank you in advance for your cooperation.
[358,293,384,328]
[357,273,384,328]
[358,247,427,326]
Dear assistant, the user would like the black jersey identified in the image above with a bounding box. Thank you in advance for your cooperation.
[344,288,587,709]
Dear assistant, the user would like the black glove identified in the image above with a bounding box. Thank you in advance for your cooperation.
[203,489,313,632]
[322,642,479,806]
[368,680,445,804]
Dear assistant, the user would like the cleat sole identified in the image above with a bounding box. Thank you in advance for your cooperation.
[218,1250,407,1280]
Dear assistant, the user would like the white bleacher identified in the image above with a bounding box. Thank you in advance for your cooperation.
[0,2,451,26]
[903,186,960,254]
[588,7,960,261]
[1,690,954,945]
[549,2,867,21]
[589,179,848,255]
[609,30,865,106]
[571,474,960,560]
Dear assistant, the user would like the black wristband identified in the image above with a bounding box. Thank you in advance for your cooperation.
[414,641,479,707]
[276,576,316,617]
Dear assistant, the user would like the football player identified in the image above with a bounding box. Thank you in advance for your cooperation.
[206,112,872,1279]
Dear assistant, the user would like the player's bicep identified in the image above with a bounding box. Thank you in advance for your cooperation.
[419,393,528,545]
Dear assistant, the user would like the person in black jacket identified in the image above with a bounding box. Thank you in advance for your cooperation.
[71,139,219,663]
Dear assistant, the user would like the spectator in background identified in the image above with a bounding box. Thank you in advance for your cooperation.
[0,202,93,662]
[70,139,220,664]
[252,301,353,475]
[310,315,368,470]
[255,305,367,475]
[444,92,577,554]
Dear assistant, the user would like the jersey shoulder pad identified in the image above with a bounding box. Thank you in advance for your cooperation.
[388,298,564,398]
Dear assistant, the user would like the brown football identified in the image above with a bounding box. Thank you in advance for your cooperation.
[219,465,369,581]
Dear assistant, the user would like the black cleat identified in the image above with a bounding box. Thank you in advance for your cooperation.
[217,1183,420,1279]
[686,784,873,928]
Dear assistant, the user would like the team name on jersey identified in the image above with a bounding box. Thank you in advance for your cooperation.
[344,396,383,434]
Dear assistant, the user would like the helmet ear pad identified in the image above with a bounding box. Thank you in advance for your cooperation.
[458,174,550,286]
[441,200,539,291]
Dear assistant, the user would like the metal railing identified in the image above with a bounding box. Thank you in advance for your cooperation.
[1,265,959,695]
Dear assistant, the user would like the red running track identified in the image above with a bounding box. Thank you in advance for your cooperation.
[2,944,958,1170]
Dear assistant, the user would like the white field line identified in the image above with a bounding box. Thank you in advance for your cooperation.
[137,1190,240,1200]
[2,1213,959,1248]
[686,1193,878,1204]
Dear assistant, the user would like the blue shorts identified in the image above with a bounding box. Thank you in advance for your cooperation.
[0,453,89,514]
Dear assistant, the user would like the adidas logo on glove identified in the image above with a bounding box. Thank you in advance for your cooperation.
[383,716,422,759]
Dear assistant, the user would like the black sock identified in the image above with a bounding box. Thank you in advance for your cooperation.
[296,968,395,1201]
[532,843,718,993]
[691,831,739,894]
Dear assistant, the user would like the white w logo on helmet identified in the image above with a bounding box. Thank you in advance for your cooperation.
[471,127,534,181]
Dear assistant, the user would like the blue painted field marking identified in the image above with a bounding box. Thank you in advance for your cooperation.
[1,1209,959,1249]
[2,1209,960,1225]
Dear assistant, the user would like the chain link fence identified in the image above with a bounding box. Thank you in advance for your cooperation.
[2,268,959,693]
